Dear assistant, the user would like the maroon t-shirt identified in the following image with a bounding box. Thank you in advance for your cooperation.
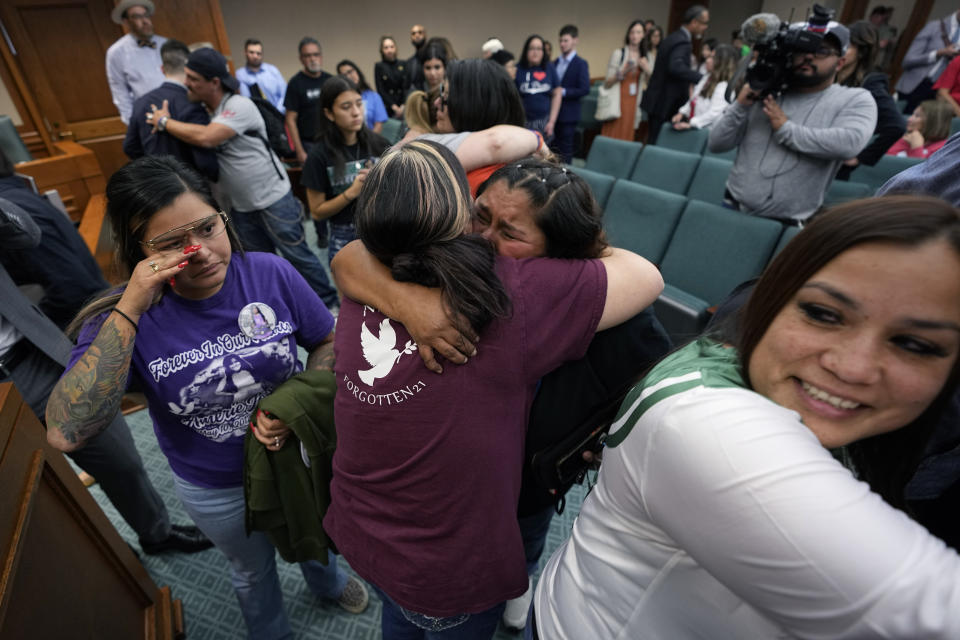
[325,255,606,617]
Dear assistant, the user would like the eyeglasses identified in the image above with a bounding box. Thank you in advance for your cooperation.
[141,212,228,251]
[127,11,150,20]
[801,46,840,59]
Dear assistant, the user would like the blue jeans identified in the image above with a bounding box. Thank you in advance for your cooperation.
[173,475,348,640]
[374,585,505,640]
[231,190,339,309]
[519,506,555,575]
[327,222,356,269]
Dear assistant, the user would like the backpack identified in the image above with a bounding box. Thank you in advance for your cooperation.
[249,97,295,160]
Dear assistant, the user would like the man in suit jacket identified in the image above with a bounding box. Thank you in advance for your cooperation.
[551,25,591,163]
[641,5,710,145]
[895,9,960,114]
[124,39,218,181]
[0,167,211,556]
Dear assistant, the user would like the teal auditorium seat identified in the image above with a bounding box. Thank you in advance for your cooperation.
[380,118,403,144]
[584,136,642,178]
[772,224,801,257]
[603,181,687,264]
[824,179,872,206]
[655,122,709,154]
[951,117,960,137]
[629,146,700,195]
[0,115,33,164]
[570,167,616,209]
[655,200,784,343]
[848,154,924,193]
[703,145,737,160]
[684,156,732,203]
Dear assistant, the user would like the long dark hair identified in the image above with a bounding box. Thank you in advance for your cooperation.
[701,44,738,99]
[317,76,390,182]
[417,40,448,68]
[355,140,511,332]
[68,155,243,336]
[519,34,548,69]
[335,59,372,93]
[841,20,881,87]
[623,20,645,46]
[476,160,608,259]
[445,59,525,131]
[737,196,960,509]
[641,25,663,57]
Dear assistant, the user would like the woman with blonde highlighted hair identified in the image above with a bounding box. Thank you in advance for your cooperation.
[324,140,663,639]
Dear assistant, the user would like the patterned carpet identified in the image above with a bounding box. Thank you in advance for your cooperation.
[81,407,587,639]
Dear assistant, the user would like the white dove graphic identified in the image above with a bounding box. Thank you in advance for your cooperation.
[359,318,417,386]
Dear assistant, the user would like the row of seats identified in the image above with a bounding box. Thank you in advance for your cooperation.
[569,168,799,342]
[584,134,925,200]
[579,140,875,209]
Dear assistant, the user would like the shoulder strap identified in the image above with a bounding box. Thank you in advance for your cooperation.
[227,93,285,181]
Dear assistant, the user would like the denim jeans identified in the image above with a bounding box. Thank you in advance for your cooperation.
[327,222,357,269]
[373,585,505,640]
[518,505,555,575]
[231,190,339,309]
[172,475,348,639]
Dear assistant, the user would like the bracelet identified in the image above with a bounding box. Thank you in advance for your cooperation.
[158,115,169,132]
[342,191,354,203]
[111,307,138,333]
[533,130,545,151]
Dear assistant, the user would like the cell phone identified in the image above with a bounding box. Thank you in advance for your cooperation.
[554,424,608,486]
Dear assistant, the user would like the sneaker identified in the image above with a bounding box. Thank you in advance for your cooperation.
[336,576,369,614]
[502,577,533,630]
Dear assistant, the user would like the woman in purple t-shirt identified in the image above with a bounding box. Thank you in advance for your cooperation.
[45,156,368,639]
[324,141,663,639]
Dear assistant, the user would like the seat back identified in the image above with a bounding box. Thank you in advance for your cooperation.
[655,122,709,154]
[570,167,616,209]
[660,200,783,305]
[771,224,801,258]
[684,156,732,203]
[603,181,687,264]
[823,179,872,206]
[629,146,701,195]
[951,117,960,137]
[0,115,34,164]
[584,135,642,178]
[851,155,924,192]
[703,145,737,160]
[380,118,403,144]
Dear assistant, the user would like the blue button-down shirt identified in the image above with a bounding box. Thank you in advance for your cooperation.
[105,33,168,124]
[555,49,578,95]
[236,62,287,113]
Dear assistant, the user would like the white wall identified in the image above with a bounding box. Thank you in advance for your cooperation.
[219,0,670,82]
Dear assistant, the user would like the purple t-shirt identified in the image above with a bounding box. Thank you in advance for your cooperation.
[325,255,607,617]
[68,253,334,488]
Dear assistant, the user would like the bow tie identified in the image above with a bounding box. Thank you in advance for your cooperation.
[137,39,156,48]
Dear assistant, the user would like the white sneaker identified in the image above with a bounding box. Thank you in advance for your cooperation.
[502,577,533,630]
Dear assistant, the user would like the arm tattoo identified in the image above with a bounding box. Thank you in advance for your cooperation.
[46,317,135,444]
[306,340,335,372]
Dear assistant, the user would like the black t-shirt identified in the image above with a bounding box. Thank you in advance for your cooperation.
[301,137,388,226]
[283,70,333,143]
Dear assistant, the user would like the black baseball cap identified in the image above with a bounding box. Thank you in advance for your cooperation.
[186,47,240,92]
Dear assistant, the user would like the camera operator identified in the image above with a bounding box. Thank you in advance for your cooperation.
[708,21,876,223]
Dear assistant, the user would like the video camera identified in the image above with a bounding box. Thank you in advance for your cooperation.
[735,4,835,97]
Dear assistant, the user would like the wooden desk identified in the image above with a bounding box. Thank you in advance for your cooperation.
[0,384,183,639]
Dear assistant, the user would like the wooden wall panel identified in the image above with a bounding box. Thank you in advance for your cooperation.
[17,5,118,123]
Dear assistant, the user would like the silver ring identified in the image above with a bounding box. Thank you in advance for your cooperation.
[149,261,159,273]
[274,436,280,448]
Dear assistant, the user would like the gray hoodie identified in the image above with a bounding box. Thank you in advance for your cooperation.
[708,84,877,220]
